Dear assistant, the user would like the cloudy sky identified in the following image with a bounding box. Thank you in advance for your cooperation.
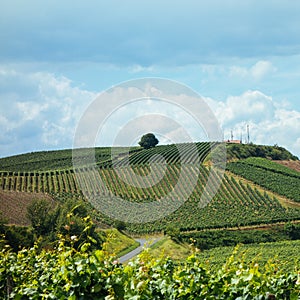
[1,0,300,158]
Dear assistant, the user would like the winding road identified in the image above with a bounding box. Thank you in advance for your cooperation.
[118,237,162,263]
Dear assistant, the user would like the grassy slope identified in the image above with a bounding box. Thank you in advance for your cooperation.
[149,236,191,260]
[103,228,140,257]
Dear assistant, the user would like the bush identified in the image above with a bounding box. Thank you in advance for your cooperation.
[26,199,58,236]
[285,222,300,240]
[3,226,34,252]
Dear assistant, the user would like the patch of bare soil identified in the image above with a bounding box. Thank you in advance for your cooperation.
[0,190,54,226]
[275,160,300,172]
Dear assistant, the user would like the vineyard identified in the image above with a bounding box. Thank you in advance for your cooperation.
[0,142,214,172]
[0,143,300,234]
[276,160,300,172]
[227,157,300,203]
[1,162,300,233]
[120,169,300,233]
[240,157,300,178]
[115,142,214,166]
[0,147,139,172]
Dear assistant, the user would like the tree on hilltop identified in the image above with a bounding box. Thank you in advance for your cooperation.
[138,133,159,149]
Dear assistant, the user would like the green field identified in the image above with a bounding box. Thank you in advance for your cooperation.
[150,238,300,273]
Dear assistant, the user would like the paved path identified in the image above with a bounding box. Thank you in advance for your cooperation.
[118,237,161,263]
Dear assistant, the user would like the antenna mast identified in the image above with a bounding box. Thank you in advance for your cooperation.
[247,125,250,144]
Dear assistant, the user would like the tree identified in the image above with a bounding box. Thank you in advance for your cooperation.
[27,198,104,250]
[285,222,300,240]
[164,224,181,242]
[26,199,58,236]
[138,133,159,149]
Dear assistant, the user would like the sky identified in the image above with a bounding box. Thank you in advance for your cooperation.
[0,0,300,158]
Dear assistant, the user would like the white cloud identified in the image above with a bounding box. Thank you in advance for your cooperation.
[214,90,275,126]
[0,67,96,157]
[229,60,276,81]
[250,61,277,81]
[247,110,300,158]
[16,101,48,121]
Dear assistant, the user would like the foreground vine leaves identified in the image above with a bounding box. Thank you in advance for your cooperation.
[1,232,299,299]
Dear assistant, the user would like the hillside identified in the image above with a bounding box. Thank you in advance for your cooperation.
[227,157,300,202]
[0,142,299,235]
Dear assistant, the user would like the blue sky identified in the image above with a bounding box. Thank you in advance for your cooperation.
[0,0,300,158]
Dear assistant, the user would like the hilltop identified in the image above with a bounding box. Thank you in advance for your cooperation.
[0,142,297,172]
[226,142,298,161]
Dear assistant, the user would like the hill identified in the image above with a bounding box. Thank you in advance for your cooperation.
[0,142,299,237]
